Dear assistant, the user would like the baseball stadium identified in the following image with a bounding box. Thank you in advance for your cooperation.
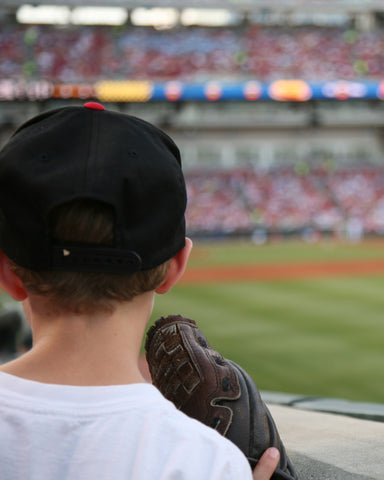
[0,1,384,477]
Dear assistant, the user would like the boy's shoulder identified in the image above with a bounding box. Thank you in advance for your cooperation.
[0,376,252,478]
[152,389,252,474]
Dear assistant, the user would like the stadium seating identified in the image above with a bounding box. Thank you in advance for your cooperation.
[1,24,384,82]
[185,166,384,235]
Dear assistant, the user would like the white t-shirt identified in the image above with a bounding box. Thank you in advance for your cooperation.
[0,371,253,480]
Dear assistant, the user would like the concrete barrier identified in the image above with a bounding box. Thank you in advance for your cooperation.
[263,391,384,423]
[268,404,384,479]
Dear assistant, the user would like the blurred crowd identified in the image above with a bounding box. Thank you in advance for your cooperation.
[1,24,384,82]
[185,166,384,237]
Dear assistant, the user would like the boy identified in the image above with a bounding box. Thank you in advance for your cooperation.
[0,102,279,479]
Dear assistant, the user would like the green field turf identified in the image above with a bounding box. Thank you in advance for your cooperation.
[151,239,384,404]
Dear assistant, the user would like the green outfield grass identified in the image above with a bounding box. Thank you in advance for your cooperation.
[184,238,384,266]
[151,239,384,404]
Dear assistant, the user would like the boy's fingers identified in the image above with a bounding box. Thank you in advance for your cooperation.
[252,448,280,480]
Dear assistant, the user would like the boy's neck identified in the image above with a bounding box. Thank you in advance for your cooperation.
[0,292,155,387]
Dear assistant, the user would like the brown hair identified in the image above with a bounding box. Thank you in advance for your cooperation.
[10,199,170,315]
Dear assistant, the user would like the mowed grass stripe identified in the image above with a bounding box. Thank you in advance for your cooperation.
[188,240,384,267]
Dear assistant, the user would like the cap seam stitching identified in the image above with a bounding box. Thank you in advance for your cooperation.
[85,109,97,190]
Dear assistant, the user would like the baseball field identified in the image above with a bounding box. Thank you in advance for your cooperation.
[150,238,384,404]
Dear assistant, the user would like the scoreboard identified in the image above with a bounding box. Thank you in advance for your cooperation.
[1,78,384,103]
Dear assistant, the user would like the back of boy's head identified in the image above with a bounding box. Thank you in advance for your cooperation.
[0,103,187,314]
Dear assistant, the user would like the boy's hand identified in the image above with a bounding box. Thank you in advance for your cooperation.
[253,448,280,480]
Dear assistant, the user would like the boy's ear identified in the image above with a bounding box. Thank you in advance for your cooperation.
[0,251,27,301]
[155,238,193,295]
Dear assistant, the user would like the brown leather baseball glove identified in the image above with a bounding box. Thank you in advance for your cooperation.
[145,314,298,480]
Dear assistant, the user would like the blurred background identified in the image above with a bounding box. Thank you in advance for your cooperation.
[0,0,383,407]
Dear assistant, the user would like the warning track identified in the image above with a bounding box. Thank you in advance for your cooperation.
[180,259,384,284]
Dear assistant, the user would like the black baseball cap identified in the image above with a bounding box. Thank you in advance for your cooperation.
[0,102,186,274]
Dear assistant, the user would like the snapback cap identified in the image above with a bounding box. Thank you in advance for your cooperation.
[0,102,186,274]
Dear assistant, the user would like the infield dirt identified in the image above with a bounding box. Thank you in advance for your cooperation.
[180,259,384,284]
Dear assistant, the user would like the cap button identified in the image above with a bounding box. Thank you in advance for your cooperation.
[84,102,105,111]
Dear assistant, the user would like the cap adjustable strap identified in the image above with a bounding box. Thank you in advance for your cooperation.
[52,245,142,273]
